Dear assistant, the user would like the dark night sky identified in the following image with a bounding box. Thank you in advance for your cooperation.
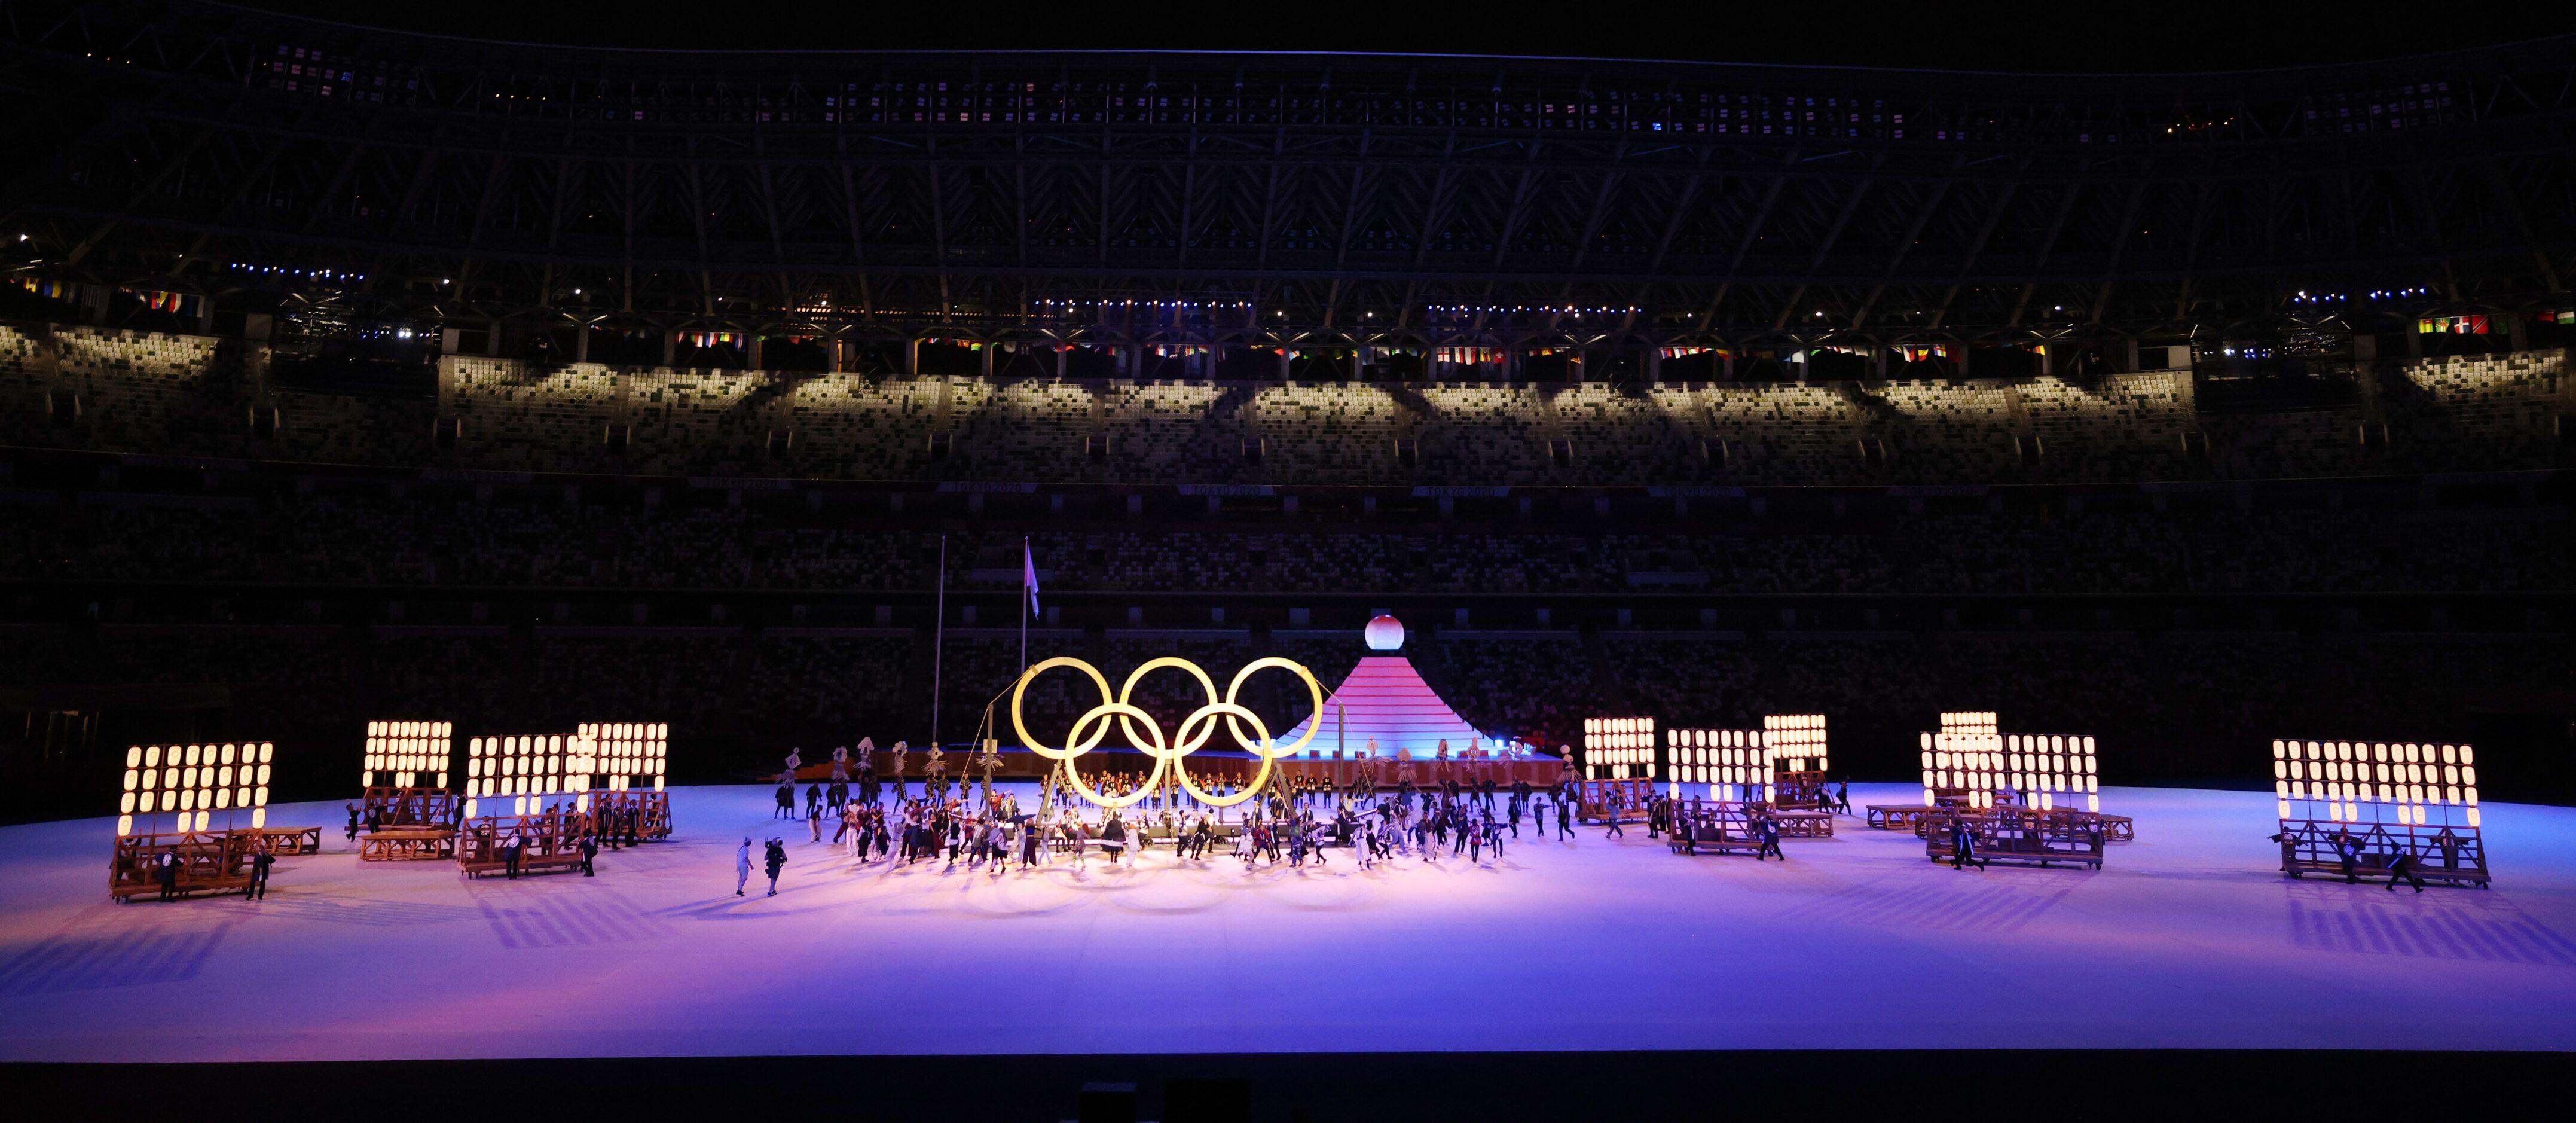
[233,0,2574,73]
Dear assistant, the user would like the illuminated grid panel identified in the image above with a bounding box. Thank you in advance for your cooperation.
[1582,717,1654,780]
[1663,728,1771,802]
[117,741,275,837]
[2272,739,2479,829]
[1764,713,1829,772]
[578,722,668,791]
[362,720,454,789]
[462,734,597,819]
[2004,733,2100,813]
[1921,711,2001,808]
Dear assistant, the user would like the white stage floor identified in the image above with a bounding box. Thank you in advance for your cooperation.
[3,783,2572,1060]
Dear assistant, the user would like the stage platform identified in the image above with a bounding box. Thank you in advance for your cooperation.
[2,783,2571,1060]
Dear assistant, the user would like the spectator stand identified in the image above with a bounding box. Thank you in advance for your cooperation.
[109,740,303,899]
[359,719,457,860]
[454,732,597,878]
[2269,738,2491,888]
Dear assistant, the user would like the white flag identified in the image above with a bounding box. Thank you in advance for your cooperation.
[1022,540,1041,617]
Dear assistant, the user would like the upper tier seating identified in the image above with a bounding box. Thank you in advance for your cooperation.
[3,325,2564,487]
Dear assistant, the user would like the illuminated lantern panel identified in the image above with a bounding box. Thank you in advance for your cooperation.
[1762,713,1829,774]
[1939,712,1999,736]
[2271,739,2480,829]
[1582,717,1655,782]
[462,734,586,820]
[1663,728,1774,804]
[1920,714,2095,812]
[2001,733,2101,814]
[1920,721,2001,808]
[361,720,456,791]
[118,741,275,836]
[578,721,671,793]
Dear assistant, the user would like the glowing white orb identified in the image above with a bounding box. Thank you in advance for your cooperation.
[1363,615,1405,651]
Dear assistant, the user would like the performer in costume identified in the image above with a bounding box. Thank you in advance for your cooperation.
[924,744,948,803]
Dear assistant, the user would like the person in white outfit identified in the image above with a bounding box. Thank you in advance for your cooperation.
[735,837,753,896]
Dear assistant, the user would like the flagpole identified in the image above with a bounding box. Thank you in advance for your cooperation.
[930,534,946,753]
[1019,535,1030,678]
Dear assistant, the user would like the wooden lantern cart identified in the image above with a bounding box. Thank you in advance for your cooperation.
[585,789,674,841]
[1575,778,1654,824]
[1921,808,2107,869]
[456,807,589,878]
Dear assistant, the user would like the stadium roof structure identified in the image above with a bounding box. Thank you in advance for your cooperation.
[2,0,2571,353]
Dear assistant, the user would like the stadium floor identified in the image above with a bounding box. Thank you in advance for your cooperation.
[2,783,2571,1060]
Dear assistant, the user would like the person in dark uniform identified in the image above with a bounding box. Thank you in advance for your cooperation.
[579,831,599,877]
[763,837,787,895]
[1833,779,1852,815]
[503,831,525,879]
[2334,833,2363,884]
[155,849,179,901]
[1949,819,1982,871]
[1756,814,1784,862]
[2386,849,2425,893]
[344,802,361,845]
[246,836,276,899]
[1603,797,1625,838]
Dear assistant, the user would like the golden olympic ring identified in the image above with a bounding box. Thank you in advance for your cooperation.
[1011,655,1324,808]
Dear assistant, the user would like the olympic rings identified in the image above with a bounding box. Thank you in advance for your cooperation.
[1010,655,1324,808]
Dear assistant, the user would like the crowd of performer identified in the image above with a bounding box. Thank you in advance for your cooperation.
[740,742,1647,892]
